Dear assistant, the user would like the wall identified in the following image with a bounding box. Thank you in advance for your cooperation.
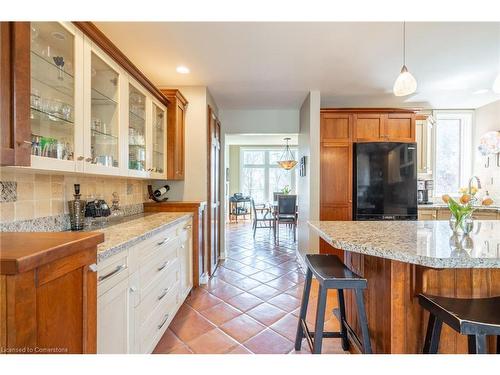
[0,169,147,226]
[220,109,300,134]
[156,86,219,202]
[228,145,240,195]
[473,99,500,200]
[297,91,321,264]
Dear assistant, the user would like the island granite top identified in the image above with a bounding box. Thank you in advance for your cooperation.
[93,212,193,262]
[308,220,500,268]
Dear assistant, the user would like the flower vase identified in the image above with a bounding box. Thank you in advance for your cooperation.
[449,213,474,235]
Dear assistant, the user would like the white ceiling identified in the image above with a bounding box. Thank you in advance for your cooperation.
[95,22,500,110]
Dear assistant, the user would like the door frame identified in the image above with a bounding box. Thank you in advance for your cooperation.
[207,105,222,276]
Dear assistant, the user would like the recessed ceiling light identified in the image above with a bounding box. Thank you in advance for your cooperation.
[176,66,190,74]
[473,89,489,95]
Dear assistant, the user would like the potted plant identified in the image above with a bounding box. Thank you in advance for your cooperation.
[281,185,291,195]
[442,188,493,234]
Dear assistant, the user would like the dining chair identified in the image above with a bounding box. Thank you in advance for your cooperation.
[273,192,282,202]
[276,194,297,243]
[250,198,275,238]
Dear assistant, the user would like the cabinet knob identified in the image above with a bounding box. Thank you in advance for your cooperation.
[77,156,84,161]
[18,140,32,147]
[130,286,137,293]
[85,157,92,162]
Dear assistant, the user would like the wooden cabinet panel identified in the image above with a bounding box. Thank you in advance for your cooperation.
[320,113,352,142]
[320,143,352,207]
[418,209,437,220]
[0,22,30,167]
[385,113,415,142]
[163,89,188,180]
[354,114,384,141]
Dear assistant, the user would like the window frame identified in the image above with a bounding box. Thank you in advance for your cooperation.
[431,110,474,197]
[239,146,297,203]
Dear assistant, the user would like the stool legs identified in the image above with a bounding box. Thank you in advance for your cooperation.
[295,268,313,351]
[354,288,372,354]
[337,289,349,351]
[312,285,328,354]
[475,334,487,354]
[423,313,442,354]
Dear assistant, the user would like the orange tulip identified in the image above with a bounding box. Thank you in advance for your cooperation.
[460,194,471,204]
[442,194,450,204]
[482,198,493,206]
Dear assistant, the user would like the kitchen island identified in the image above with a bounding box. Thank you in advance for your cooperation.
[308,220,500,354]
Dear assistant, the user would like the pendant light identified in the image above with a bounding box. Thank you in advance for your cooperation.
[393,22,417,97]
[277,137,297,170]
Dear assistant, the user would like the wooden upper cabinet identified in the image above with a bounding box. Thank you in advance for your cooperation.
[353,113,384,141]
[0,22,31,167]
[385,113,415,142]
[320,113,352,142]
[162,89,188,180]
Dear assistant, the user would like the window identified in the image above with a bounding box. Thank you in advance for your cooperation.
[432,111,473,196]
[240,148,297,204]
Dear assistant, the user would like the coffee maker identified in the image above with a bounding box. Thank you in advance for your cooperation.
[417,179,433,204]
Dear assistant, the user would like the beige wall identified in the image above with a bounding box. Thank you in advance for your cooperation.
[473,99,500,200]
[228,145,240,195]
[0,169,148,223]
[297,91,321,263]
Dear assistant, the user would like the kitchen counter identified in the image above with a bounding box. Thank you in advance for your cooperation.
[0,231,104,275]
[309,220,500,268]
[418,202,500,213]
[309,220,500,354]
[91,212,193,262]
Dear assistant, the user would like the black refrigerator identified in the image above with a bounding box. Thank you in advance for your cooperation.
[353,142,417,221]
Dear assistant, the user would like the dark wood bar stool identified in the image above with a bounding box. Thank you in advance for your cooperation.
[419,294,500,354]
[295,254,372,354]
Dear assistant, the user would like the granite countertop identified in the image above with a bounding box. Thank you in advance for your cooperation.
[418,203,500,212]
[308,220,500,269]
[91,212,193,262]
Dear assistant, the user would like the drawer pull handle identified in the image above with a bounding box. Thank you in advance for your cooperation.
[157,260,171,272]
[158,314,170,330]
[157,287,170,301]
[157,237,171,246]
[98,264,126,282]
[183,225,192,230]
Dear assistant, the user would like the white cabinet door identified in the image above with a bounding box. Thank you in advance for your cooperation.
[82,39,125,176]
[29,21,85,173]
[179,221,193,298]
[148,99,167,180]
[416,119,433,174]
[97,276,132,354]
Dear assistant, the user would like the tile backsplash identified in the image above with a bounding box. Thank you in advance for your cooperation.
[0,170,150,224]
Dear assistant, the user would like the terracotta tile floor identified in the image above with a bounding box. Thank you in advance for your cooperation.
[153,221,347,354]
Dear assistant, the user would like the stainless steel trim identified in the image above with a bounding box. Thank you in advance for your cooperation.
[157,287,170,301]
[98,264,126,282]
[157,314,170,330]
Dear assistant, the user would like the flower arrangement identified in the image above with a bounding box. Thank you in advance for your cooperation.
[442,188,493,233]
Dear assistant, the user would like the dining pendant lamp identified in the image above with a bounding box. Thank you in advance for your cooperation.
[277,137,297,170]
[393,22,417,97]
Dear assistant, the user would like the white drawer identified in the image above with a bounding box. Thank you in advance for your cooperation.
[139,242,180,293]
[97,252,129,297]
[139,281,180,353]
[137,263,180,325]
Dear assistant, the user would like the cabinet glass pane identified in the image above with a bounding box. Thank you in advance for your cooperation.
[152,104,165,174]
[129,85,146,171]
[30,22,75,160]
[90,53,119,168]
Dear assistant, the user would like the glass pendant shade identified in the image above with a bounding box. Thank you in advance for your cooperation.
[277,137,297,170]
[393,65,417,96]
[493,73,500,94]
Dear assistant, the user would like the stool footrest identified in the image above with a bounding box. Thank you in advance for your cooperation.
[300,318,342,353]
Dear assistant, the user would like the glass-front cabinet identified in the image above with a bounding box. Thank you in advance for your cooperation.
[26,22,167,179]
[83,43,123,175]
[29,22,83,172]
[150,101,167,179]
[128,82,148,177]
